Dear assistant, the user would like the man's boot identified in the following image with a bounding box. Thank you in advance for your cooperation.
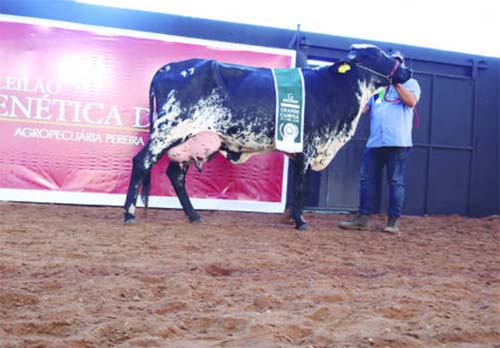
[383,217,400,233]
[339,214,369,230]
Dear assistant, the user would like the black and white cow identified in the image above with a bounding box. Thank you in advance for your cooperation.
[123,44,413,230]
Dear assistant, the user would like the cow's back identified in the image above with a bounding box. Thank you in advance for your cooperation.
[151,59,219,111]
[151,59,275,116]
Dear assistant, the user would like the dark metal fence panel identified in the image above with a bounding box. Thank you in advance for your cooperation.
[310,54,499,217]
[1,0,498,216]
[469,63,500,216]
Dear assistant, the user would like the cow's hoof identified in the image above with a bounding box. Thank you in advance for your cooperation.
[295,222,309,231]
[124,213,136,225]
[188,214,204,224]
[190,218,205,225]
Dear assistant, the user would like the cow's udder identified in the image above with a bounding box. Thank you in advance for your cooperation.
[167,131,222,164]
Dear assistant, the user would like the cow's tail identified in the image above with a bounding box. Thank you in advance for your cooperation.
[140,82,155,209]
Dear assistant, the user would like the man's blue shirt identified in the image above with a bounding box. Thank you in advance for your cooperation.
[366,78,421,148]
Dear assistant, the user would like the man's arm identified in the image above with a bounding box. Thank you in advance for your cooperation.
[361,103,370,115]
[393,83,417,108]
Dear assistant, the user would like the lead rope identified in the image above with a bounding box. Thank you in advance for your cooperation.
[413,108,419,129]
[383,60,419,129]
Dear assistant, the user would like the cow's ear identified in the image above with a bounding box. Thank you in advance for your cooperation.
[337,62,351,74]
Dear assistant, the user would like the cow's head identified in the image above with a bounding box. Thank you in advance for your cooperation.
[347,44,413,87]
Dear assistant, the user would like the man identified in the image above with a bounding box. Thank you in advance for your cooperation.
[339,51,421,233]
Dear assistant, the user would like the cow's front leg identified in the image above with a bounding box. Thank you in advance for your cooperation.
[291,153,309,230]
[124,147,157,224]
[166,161,203,223]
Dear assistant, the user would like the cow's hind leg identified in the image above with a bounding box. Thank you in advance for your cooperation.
[166,161,203,223]
[291,153,309,230]
[123,146,159,224]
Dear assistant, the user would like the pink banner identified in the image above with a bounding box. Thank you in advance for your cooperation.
[0,16,294,211]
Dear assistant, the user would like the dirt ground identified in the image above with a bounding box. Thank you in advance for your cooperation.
[0,202,499,348]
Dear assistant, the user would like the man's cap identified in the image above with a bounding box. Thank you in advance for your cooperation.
[390,50,405,63]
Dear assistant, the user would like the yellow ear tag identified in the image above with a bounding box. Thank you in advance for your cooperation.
[338,63,351,74]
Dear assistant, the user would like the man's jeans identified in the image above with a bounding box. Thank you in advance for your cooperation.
[358,147,410,218]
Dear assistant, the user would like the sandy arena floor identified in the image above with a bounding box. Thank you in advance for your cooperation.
[0,202,499,348]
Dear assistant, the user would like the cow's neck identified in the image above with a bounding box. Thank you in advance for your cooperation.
[307,79,378,172]
[346,79,376,124]
[354,79,378,124]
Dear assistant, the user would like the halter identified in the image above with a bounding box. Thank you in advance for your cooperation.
[354,59,400,82]
[388,60,400,80]
[383,60,400,101]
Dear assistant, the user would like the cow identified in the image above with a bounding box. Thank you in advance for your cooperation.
[123,44,413,230]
